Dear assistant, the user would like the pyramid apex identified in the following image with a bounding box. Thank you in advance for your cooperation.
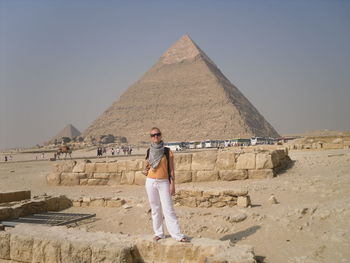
[160,35,215,65]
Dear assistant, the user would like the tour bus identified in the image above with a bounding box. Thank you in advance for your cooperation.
[250,137,275,145]
[188,141,196,149]
[204,140,219,148]
[164,142,182,151]
[231,138,251,146]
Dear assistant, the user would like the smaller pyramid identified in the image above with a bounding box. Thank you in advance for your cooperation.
[49,124,81,143]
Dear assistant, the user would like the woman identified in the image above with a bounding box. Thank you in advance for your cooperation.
[143,127,189,242]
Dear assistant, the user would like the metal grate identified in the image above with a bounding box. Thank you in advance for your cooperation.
[1,212,96,227]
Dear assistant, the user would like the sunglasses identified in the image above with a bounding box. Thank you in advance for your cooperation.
[150,132,161,137]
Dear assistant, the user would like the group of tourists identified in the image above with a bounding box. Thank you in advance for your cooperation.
[97,145,133,157]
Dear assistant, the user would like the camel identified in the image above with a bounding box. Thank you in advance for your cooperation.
[56,145,72,159]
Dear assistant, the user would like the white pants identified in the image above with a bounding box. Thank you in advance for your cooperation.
[145,178,184,241]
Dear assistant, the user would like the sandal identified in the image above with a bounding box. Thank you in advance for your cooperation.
[153,236,162,242]
[179,237,190,243]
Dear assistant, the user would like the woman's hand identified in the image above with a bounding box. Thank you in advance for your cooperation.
[169,181,175,196]
[142,163,150,176]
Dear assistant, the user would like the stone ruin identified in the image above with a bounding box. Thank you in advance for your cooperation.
[0,224,256,263]
[0,190,256,262]
[47,147,291,187]
[0,147,293,262]
[0,191,72,222]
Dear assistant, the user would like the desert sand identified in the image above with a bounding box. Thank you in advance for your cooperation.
[1,148,349,263]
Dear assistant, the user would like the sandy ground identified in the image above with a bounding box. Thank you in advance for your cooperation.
[1,148,350,263]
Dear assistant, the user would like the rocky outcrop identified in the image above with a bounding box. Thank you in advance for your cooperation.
[0,224,256,263]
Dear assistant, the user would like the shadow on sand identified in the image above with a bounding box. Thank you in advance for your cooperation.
[220,226,266,262]
[220,225,261,243]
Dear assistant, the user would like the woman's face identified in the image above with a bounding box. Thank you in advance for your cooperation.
[150,129,162,144]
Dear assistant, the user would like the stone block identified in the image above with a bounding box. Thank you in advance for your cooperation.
[32,239,61,263]
[107,173,122,186]
[134,171,146,186]
[0,232,10,259]
[95,163,108,173]
[45,196,72,211]
[121,171,135,185]
[216,150,235,170]
[175,171,192,184]
[86,173,94,179]
[0,190,31,203]
[106,198,125,207]
[222,189,248,196]
[85,163,95,173]
[10,234,34,262]
[93,173,110,179]
[72,200,82,207]
[193,171,219,182]
[53,160,76,173]
[117,160,128,172]
[72,162,86,173]
[323,143,344,149]
[107,162,118,173]
[219,170,248,181]
[91,243,133,263]
[237,196,251,208]
[90,199,105,207]
[80,179,88,185]
[198,201,212,208]
[212,201,227,208]
[177,196,198,207]
[248,169,275,179]
[174,154,192,171]
[126,159,144,171]
[46,172,61,185]
[255,153,274,169]
[191,151,217,171]
[87,179,108,185]
[236,153,256,170]
[60,173,81,186]
[61,242,92,263]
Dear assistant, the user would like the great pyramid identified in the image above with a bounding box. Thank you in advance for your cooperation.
[83,35,279,143]
[49,124,81,143]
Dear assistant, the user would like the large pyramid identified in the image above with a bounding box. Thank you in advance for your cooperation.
[83,35,279,143]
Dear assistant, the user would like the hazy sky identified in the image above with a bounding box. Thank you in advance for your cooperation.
[1,0,349,150]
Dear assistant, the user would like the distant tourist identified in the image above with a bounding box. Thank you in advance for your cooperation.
[128,146,132,155]
[4,156,7,162]
[143,127,189,243]
[116,147,120,155]
[111,148,115,155]
[97,147,103,157]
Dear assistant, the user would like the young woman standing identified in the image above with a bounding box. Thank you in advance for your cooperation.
[143,127,189,242]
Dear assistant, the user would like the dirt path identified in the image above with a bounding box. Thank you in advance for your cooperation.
[1,149,349,262]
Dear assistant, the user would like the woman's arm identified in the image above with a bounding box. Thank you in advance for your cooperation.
[169,152,175,195]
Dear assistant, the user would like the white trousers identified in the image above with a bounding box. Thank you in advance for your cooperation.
[145,178,184,241]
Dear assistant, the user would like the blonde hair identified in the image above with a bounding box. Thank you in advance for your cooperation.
[150,127,161,133]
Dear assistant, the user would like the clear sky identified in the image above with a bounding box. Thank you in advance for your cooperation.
[1,0,349,150]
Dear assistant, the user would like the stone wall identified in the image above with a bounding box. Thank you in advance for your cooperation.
[47,148,291,186]
[0,224,256,263]
[0,195,72,221]
[174,188,250,208]
[287,140,350,151]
